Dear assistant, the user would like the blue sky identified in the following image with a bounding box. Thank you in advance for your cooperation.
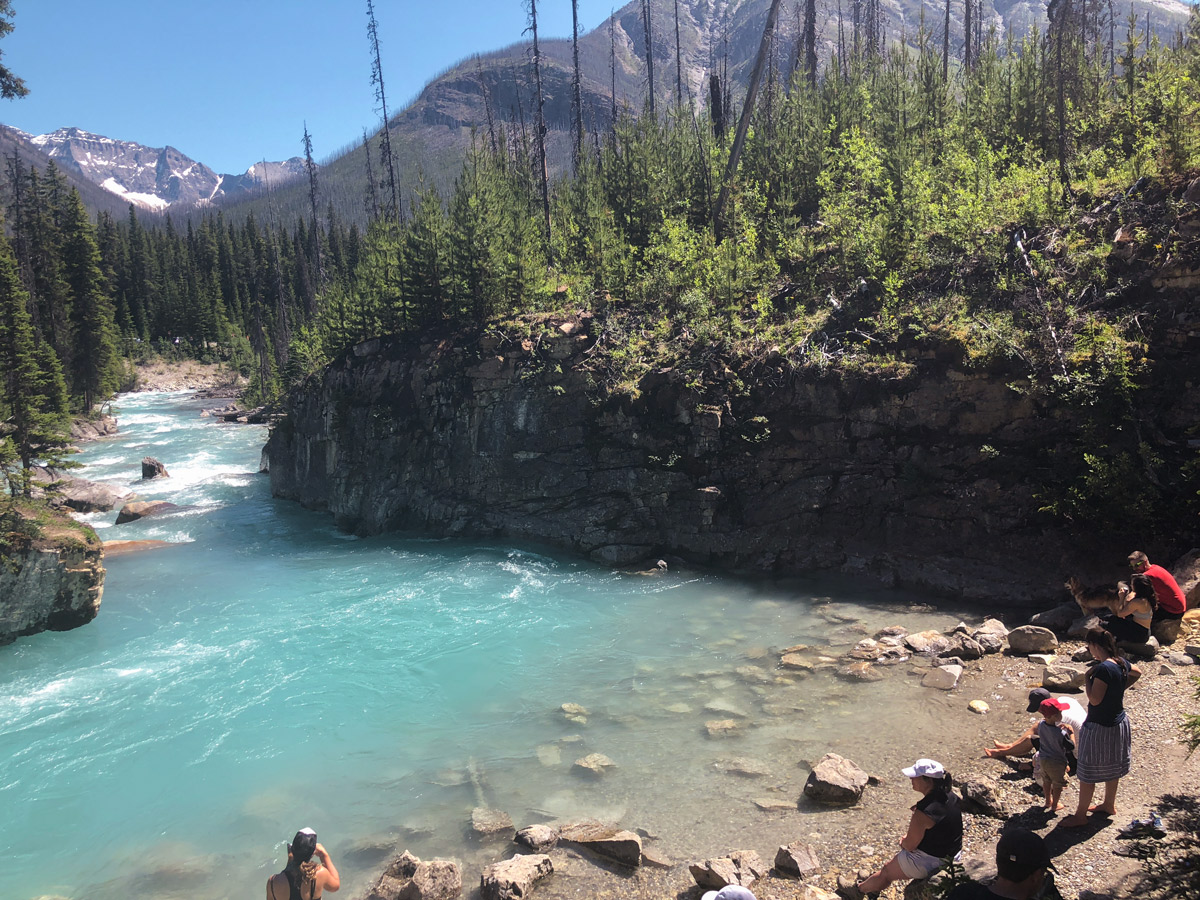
[1,0,621,174]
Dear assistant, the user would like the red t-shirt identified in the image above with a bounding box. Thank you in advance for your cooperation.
[1145,564,1187,615]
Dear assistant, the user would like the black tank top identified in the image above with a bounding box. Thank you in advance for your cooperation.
[277,866,320,900]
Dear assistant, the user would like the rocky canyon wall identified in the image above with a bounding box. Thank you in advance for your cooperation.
[267,314,1199,605]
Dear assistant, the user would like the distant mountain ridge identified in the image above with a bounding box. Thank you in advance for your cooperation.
[7,125,307,212]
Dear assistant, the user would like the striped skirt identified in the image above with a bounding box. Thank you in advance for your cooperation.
[1076,712,1132,784]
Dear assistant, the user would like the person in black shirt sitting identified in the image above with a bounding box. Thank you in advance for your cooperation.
[945,828,1060,900]
[839,759,962,900]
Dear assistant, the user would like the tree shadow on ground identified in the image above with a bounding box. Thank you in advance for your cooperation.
[1115,792,1200,900]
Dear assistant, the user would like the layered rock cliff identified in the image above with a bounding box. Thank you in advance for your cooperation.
[0,506,105,646]
[267,310,1199,605]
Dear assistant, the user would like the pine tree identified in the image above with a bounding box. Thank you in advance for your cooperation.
[0,0,27,99]
[58,190,120,411]
[0,237,70,497]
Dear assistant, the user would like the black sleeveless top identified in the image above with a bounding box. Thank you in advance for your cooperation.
[915,786,963,859]
[275,866,319,900]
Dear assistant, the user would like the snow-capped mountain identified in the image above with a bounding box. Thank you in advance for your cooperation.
[23,127,307,212]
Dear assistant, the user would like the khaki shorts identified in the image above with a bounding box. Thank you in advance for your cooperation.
[1041,758,1069,787]
[896,848,944,879]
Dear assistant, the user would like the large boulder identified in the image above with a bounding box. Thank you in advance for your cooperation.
[115,500,178,525]
[1152,618,1184,646]
[70,414,117,441]
[1007,625,1059,655]
[774,841,821,878]
[141,457,169,479]
[970,619,1009,654]
[367,851,462,900]
[939,633,984,661]
[1041,663,1087,691]
[688,850,765,890]
[905,630,953,656]
[557,821,642,867]
[480,855,553,900]
[1028,603,1080,634]
[1067,613,1103,640]
[803,753,870,806]
[58,477,130,513]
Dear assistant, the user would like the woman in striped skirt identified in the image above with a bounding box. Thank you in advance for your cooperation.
[1062,628,1141,827]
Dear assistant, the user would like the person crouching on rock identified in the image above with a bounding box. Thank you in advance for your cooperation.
[984,689,1085,762]
[267,827,340,900]
[839,759,962,900]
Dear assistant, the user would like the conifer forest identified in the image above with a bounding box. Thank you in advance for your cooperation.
[3,0,1200,537]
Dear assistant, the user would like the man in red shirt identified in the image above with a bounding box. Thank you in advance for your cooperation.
[1129,551,1187,641]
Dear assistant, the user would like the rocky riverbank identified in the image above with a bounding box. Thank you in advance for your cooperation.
[352,597,1200,900]
[130,358,245,394]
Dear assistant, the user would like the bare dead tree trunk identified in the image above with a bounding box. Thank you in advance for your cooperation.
[362,128,380,222]
[527,0,552,247]
[804,0,818,85]
[643,0,656,113]
[943,0,951,80]
[302,122,325,292]
[838,0,847,78]
[477,60,499,156]
[610,8,618,133]
[713,0,785,235]
[963,0,973,69]
[674,0,684,105]
[572,0,584,169]
[366,0,400,221]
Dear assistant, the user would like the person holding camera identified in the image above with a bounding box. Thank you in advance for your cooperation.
[267,827,341,900]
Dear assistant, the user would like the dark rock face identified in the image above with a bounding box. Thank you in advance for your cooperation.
[141,457,169,479]
[266,320,1197,603]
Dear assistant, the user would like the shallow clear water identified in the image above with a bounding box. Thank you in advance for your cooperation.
[0,393,976,900]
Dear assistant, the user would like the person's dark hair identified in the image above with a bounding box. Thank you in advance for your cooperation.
[288,829,320,885]
[1086,626,1120,657]
[931,770,954,792]
[1131,574,1157,608]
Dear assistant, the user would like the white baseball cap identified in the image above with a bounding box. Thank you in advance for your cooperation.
[901,758,945,779]
[700,886,757,900]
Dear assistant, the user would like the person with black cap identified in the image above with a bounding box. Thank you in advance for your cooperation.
[267,827,340,900]
[946,828,1061,899]
[984,689,1085,761]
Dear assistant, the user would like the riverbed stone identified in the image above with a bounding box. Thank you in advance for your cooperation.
[141,457,169,479]
[774,840,821,878]
[471,807,513,838]
[560,702,588,724]
[932,655,965,668]
[1007,625,1059,655]
[755,798,796,811]
[1028,603,1078,633]
[705,719,742,737]
[780,652,814,672]
[641,847,673,868]
[1153,618,1184,645]
[803,753,870,806]
[905,630,953,655]
[557,821,642,866]
[959,775,1007,818]
[1028,653,1056,666]
[371,851,462,900]
[480,854,553,900]
[939,633,984,661]
[115,500,178,524]
[689,849,765,889]
[1041,663,1087,691]
[515,824,558,852]
[968,700,990,714]
[573,753,616,776]
[1068,613,1104,640]
[922,664,962,690]
[716,757,772,778]
[837,661,884,682]
[1168,651,1196,666]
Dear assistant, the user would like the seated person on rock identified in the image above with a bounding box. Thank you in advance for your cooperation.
[1128,550,1187,637]
[985,689,1085,760]
[1100,574,1156,645]
[945,828,1061,900]
[841,759,962,900]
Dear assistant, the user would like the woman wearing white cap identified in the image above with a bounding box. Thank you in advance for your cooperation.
[267,827,341,900]
[840,759,962,900]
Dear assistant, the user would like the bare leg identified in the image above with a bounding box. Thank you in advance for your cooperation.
[1062,781,1096,827]
[858,857,908,895]
[985,735,1035,758]
[1091,779,1119,815]
[1049,783,1063,813]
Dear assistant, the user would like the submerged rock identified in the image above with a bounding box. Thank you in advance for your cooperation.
[471,807,513,838]
[557,821,642,866]
[115,500,179,524]
[573,752,616,775]
[515,824,559,852]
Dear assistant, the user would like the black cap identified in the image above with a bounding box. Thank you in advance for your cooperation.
[1026,688,1052,712]
[996,828,1056,882]
[290,828,317,863]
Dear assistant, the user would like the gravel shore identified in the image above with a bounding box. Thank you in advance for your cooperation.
[513,619,1200,900]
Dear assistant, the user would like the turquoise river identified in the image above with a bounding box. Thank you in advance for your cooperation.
[0,392,983,900]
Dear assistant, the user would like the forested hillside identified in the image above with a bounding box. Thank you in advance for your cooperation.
[2,3,1200,546]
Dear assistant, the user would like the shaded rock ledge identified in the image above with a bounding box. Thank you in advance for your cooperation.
[266,316,1200,604]
[0,506,105,645]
